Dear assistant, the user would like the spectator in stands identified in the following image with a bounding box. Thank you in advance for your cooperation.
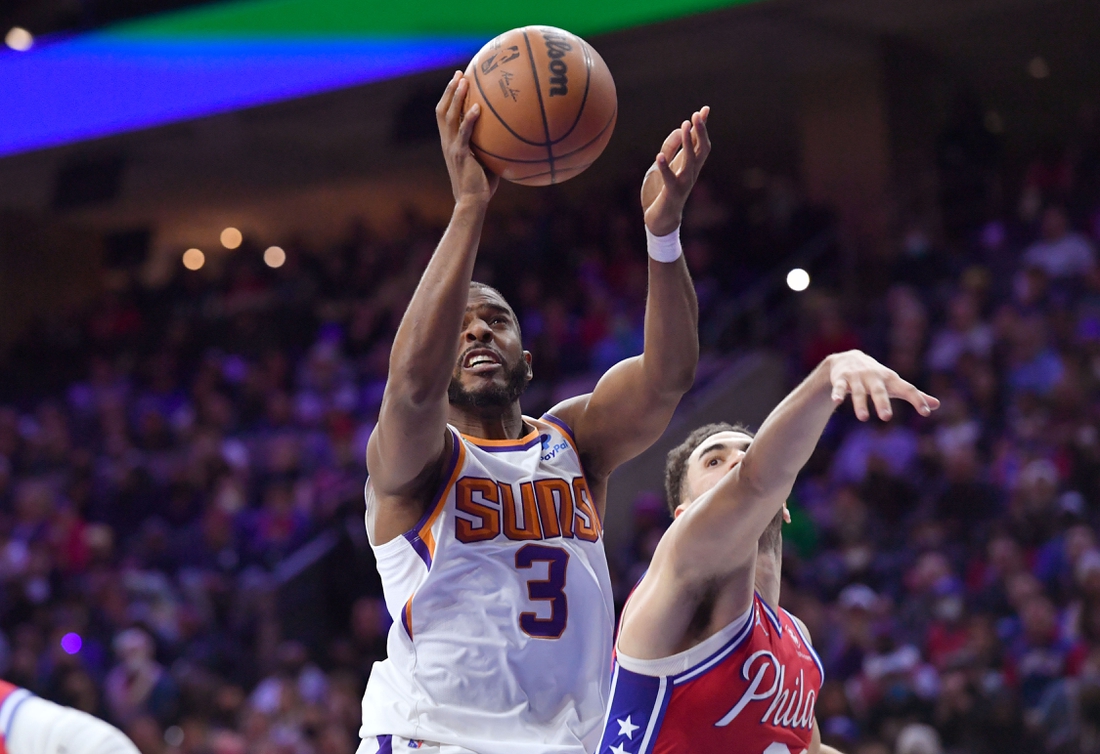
[1023,205,1097,280]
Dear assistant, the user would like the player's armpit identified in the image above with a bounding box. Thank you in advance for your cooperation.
[550,347,693,486]
[615,539,754,660]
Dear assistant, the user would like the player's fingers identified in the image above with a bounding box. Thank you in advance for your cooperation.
[459,103,481,142]
[680,120,697,174]
[889,378,937,417]
[449,77,470,123]
[850,378,870,421]
[436,71,461,122]
[869,379,893,421]
[446,76,469,126]
[832,378,848,404]
[692,110,712,159]
[659,128,683,163]
[656,152,677,185]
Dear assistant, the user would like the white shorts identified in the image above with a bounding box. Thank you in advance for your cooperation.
[358,735,479,754]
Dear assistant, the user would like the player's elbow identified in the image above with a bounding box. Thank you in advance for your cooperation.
[646,356,697,398]
[386,367,450,410]
[734,452,780,502]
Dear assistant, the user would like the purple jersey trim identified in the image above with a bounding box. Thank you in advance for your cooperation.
[402,428,461,569]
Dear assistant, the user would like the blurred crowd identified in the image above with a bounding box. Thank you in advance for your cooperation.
[0,108,1098,754]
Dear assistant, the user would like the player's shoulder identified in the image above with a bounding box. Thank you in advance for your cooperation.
[543,395,587,438]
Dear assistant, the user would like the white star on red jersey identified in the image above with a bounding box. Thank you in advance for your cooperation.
[616,716,640,739]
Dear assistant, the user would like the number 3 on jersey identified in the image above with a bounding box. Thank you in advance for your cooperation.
[515,544,569,638]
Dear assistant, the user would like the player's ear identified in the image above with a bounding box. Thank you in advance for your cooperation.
[524,351,533,382]
[782,503,791,525]
[673,503,687,519]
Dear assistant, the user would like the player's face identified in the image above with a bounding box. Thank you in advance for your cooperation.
[448,290,532,410]
[677,430,753,515]
[676,430,791,524]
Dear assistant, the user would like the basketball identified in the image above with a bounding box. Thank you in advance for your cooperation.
[463,26,617,186]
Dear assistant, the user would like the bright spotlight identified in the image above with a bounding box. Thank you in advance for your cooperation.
[5,27,33,51]
[221,227,243,249]
[786,268,810,292]
[182,248,205,270]
[264,246,286,268]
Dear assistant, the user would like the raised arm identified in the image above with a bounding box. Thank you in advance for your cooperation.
[366,72,499,542]
[666,351,937,582]
[620,352,937,658]
[550,108,710,492]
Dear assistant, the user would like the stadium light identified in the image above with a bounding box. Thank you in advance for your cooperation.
[787,268,810,292]
[183,248,205,270]
[5,27,33,51]
[264,246,286,268]
[221,227,243,249]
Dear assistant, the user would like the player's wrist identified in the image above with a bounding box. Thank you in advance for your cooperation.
[454,194,491,213]
[645,224,683,263]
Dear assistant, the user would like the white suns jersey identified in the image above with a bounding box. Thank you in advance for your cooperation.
[360,415,615,754]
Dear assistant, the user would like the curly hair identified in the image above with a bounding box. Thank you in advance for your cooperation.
[664,421,756,515]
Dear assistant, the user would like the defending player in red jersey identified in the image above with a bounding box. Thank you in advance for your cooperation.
[597,350,939,754]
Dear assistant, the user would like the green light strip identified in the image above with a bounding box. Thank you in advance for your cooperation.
[112,0,762,38]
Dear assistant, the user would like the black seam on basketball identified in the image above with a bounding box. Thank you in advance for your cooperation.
[549,39,592,146]
[472,59,550,148]
[512,161,594,183]
[522,30,556,182]
[471,107,615,165]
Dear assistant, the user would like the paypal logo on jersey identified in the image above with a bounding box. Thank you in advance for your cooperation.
[541,435,569,462]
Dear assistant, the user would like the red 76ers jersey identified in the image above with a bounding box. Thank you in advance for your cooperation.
[598,592,824,754]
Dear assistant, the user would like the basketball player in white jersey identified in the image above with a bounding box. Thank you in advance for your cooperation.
[358,71,710,754]
[598,350,938,754]
[0,680,141,754]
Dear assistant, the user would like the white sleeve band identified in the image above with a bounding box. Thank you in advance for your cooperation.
[645,225,683,263]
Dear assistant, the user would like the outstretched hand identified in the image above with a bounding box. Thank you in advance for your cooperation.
[436,71,499,205]
[641,106,711,236]
[828,350,940,421]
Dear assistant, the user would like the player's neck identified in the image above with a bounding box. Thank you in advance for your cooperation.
[449,402,528,440]
[753,549,781,609]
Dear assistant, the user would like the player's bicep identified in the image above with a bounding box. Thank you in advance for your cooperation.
[367,391,450,495]
[554,356,681,477]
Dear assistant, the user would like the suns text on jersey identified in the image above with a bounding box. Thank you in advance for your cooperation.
[453,475,600,544]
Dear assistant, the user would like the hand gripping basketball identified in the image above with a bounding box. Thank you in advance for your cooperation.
[436,71,499,204]
[641,106,711,236]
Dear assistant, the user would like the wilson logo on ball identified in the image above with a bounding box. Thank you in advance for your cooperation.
[543,31,572,96]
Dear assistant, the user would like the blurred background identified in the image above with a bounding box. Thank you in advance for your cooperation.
[1,1,1099,753]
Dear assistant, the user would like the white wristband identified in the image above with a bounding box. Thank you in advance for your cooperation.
[645,225,683,263]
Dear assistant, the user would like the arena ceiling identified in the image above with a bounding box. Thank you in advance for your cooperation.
[0,0,1094,246]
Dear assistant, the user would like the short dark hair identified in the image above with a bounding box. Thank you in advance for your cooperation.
[664,421,755,515]
[470,281,506,300]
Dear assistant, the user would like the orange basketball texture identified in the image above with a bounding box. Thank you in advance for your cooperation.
[464,26,617,186]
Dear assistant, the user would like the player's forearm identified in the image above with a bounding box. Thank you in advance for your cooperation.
[735,356,837,499]
[639,255,699,397]
[388,198,488,405]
